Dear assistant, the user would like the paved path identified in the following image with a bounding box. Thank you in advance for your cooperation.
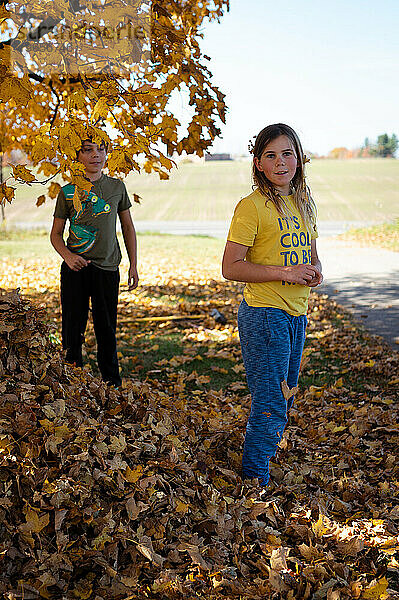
[316,238,399,349]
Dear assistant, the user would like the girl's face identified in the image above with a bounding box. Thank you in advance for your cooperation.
[254,134,298,195]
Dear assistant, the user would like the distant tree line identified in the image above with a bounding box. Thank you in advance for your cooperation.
[328,133,398,159]
[362,133,398,158]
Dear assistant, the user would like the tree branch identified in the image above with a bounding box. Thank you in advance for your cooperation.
[49,81,61,127]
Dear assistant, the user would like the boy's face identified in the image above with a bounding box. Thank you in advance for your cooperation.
[77,140,107,180]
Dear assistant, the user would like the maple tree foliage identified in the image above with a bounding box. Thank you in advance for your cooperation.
[0,0,228,207]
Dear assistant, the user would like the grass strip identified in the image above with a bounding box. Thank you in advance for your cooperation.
[338,218,399,252]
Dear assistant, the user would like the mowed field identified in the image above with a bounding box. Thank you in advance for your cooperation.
[2,158,399,227]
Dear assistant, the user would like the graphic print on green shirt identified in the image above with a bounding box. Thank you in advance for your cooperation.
[62,184,111,254]
[54,174,132,270]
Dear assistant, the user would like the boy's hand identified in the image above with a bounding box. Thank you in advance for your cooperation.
[128,265,139,291]
[65,252,90,271]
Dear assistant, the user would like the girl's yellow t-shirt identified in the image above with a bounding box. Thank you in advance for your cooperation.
[227,190,318,316]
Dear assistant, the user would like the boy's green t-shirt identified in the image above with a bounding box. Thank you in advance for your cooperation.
[54,174,131,271]
[227,189,318,316]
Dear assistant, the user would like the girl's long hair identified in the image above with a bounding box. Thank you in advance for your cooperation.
[251,123,317,232]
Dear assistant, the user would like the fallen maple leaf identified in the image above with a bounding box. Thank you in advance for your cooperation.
[281,379,298,400]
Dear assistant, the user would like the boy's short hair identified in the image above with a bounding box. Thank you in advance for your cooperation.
[77,139,109,156]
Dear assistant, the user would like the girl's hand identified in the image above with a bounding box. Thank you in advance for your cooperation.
[283,264,319,285]
[128,265,139,291]
[65,252,90,271]
[307,267,323,287]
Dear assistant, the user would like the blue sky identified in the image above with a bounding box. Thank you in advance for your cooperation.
[193,0,399,155]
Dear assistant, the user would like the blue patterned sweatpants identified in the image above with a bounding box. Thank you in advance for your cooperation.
[238,299,307,486]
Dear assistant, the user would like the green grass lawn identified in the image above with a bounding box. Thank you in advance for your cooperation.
[0,229,225,264]
[2,158,398,227]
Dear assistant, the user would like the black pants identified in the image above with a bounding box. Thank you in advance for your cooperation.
[60,262,121,387]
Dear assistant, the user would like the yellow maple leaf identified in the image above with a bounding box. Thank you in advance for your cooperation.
[109,433,127,454]
[31,137,55,162]
[158,154,174,170]
[36,194,46,207]
[68,161,87,177]
[12,164,36,184]
[107,147,133,174]
[0,183,15,204]
[19,509,49,534]
[0,5,11,21]
[48,182,61,199]
[58,124,82,158]
[175,499,189,514]
[143,160,152,174]
[361,577,388,599]
[124,465,144,483]
[72,186,82,213]
[153,166,169,180]
[68,90,87,112]
[0,74,32,105]
[91,97,109,123]
[312,514,329,539]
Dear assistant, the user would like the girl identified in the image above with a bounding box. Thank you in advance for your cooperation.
[222,123,323,487]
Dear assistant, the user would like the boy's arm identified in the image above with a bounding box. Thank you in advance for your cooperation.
[119,209,139,290]
[50,217,90,271]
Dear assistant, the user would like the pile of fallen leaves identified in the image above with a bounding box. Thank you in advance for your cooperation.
[0,285,398,600]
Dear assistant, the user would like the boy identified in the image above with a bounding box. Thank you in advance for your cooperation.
[50,140,139,387]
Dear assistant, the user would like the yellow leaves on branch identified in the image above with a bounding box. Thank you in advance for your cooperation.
[91,97,110,124]
[0,5,11,20]
[68,161,91,189]
[1,0,228,207]
[11,164,36,184]
[142,153,174,180]
[0,73,32,106]
[107,147,140,176]
[58,123,82,159]
[68,91,87,112]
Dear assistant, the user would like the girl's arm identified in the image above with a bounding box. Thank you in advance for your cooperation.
[119,209,139,290]
[307,239,323,287]
[222,240,320,285]
[50,217,90,271]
